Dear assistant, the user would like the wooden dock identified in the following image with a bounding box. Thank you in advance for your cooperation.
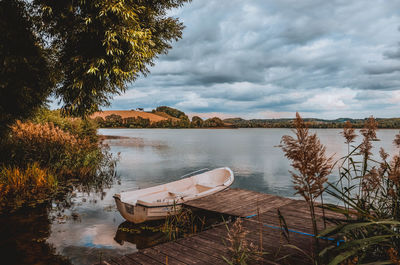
[99,189,340,265]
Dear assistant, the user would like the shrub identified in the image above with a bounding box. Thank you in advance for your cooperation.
[204,117,224,127]
[31,108,99,143]
[155,106,187,119]
[0,163,57,211]
[4,120,113,184]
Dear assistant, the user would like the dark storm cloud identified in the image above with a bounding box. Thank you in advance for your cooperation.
[108,0,400,119]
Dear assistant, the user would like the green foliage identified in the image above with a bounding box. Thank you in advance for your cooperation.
[224,117,400,129]
[155,106,187,119]
[0,0,190,135]
[0,163,58,212]
[105,114,123,128]
[3,121,102,181]
[32,0,190,117]
[191,116,204,128]
[0,0,54,137]
[93,107,229,128]
[125,116,150,128]
[32,108,99,143]
[178,115,190,128]
[0,110,118,213]
[204,117,225,127]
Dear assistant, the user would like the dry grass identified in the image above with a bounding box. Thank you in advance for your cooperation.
[90,110,171,122]
[0,163,57,210]
[279,112,333,260]
[6,120,114,184]
[222,218,263,265]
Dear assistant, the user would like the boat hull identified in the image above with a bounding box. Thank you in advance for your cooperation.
[114,167,234,223]
[114,197,183,223]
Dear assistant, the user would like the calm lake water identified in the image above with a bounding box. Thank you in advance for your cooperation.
[3,128,400,265]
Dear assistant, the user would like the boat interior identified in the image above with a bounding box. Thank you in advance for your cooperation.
[119,168,232,206]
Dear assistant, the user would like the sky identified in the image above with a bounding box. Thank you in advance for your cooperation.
[107,0,400,119]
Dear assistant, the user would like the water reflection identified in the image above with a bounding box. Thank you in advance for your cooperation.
[0,206,71,265]
[2,128,400,265]
[114,221,168,249]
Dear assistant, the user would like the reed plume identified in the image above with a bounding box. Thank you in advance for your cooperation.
[279,112,333,256]
[340,121,357,210]
[341,120,357,145]
[222,218,258,265]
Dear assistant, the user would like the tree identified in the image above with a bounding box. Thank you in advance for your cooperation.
[0,1,54,136]
[178,115,190,128]
[0,0,190,135]
[204,117,224,127]
[105,114,123,127]
[191,116,203,128]
[155,106,187,119]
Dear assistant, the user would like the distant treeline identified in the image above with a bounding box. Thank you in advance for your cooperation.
[93,106,226,128]
[223,117,400,129]
[93,106,400,129]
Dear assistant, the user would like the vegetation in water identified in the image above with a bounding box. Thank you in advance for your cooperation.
[0,164,57,210]
[0,109,118,213]
[319,117,400,264]
[162,207,206,240]
[279,113,400,264]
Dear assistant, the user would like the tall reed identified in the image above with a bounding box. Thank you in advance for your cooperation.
[320,117,400,264]
[279,113,333,260]
[0,163,57,211]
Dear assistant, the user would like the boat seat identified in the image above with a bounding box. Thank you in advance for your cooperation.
[168,190,191,198]
[195,184,212,192]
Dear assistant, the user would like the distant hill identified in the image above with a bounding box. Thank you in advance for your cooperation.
[223,117,400,128]
[90,110,168,123]
[90,108,400,129]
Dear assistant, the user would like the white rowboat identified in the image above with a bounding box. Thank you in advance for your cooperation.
[113,167,234,223]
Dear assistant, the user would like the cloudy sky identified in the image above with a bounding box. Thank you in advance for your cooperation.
[107,0,400,119]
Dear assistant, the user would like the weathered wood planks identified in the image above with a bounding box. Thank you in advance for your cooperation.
[96,189,337,265]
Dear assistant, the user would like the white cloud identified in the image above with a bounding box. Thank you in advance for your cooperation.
[104,0,400,119]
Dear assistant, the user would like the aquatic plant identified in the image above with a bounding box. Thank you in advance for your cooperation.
[0,112,118,213]
[279,112,333,259]
[0,163,57,211]
[319,117,400,264]
[3,120,116,185]
[162,205,205,240]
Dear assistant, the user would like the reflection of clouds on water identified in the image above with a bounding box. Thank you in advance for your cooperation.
[103,137,168,150]
[47,187,137,265]
[43,128,400,264]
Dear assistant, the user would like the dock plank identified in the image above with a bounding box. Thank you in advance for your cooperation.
[99,189,338,265]
[126,253,163,265]
[139,248,186,265]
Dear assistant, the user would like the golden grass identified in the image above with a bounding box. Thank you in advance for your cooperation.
[90,110,171,122]
[0,163,57,210]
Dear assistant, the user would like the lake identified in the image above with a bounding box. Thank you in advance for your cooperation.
[2,128,400,265]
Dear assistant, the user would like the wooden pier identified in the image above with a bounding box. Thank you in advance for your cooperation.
[99,189,340,265]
